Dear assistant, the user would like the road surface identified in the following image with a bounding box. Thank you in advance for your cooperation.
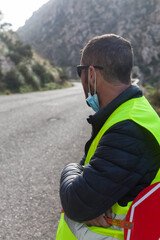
[0,83,92,240]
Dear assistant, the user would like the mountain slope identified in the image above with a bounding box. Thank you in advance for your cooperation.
[18,0,160,82]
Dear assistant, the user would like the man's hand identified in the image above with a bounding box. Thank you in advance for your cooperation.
[84,209,112,228]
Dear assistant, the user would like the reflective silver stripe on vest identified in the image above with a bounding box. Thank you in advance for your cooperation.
[64,213,125,240]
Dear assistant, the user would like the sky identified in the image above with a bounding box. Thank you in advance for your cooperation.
[0,0,49,31]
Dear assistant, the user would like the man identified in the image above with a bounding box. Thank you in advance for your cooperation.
[56,34,160,240]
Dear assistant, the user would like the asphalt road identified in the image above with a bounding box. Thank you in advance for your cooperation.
[0,83,92,240]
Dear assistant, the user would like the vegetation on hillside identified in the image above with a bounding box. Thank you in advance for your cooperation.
[143,82,160,115]
[0,11,71,94]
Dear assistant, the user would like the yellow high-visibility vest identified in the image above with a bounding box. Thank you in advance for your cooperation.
[56,96,160,240]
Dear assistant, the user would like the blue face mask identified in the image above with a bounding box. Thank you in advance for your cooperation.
[86,71,100,112]
[86,92,100,112]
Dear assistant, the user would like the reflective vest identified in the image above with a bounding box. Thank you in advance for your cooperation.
[56,96,160,240]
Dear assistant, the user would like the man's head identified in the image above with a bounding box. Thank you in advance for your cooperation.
[81,34,133,84]
[78,34,133,109]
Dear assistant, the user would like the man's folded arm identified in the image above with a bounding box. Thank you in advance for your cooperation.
[60,122,145,222]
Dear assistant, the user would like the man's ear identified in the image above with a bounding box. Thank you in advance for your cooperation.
[88,66,96,88]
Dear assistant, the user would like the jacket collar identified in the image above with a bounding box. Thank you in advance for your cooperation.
[87,84,143,135]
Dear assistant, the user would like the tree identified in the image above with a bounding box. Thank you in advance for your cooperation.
[0,11,12,31]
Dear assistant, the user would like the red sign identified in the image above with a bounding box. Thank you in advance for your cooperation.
[124,182,160,240]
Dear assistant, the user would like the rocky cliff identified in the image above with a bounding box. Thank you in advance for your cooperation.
[18,0,160,83]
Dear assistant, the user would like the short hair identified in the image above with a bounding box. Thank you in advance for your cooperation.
[81,34,134,84]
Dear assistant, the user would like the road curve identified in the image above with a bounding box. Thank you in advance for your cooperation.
[0,83,92,240]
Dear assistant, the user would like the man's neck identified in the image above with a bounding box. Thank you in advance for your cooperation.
[98,81,131,109]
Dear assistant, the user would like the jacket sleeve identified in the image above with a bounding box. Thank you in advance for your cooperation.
[60,120,150,222]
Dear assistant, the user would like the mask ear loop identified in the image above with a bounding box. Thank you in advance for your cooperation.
[94,71,97,95]
[88,68,91,94]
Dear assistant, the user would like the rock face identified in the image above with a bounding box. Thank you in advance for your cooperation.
[18,0,160,82]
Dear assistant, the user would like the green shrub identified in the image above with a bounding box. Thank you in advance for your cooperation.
[19,85,34,93]
[2,35,33,64]
[57,68,69,83]
[4,69,25,92]
[8,52,23,64]
[19,64,40,90]
[15,41,33,58]
[41,82,62,91]
[32,63,54,87]
[18,64,30,81]
[0,81,6,91]
[0,67,6,91]
[144,84,160,116]
[30,75,41,90]
[151,90,160,107]
[0,33,14,50]
[0,66,3,81]
[5,89,11,95]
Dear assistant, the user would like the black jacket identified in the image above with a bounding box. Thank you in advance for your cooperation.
[60,85,160,222]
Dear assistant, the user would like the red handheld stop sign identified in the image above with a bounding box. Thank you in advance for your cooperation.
[124,182,160,240]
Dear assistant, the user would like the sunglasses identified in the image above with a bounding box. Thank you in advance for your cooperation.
[76,65,103,77]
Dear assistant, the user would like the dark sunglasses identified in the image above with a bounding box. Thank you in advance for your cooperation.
[76,65,103,77]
